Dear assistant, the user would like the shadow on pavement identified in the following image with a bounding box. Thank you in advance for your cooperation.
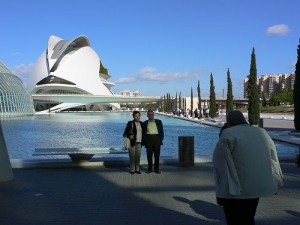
[0,166,219,225]
[174,196,224,223]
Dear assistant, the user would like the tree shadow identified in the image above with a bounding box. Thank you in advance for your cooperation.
[0,166,218,225]
[173,196,225,223]
[286,210,300,218]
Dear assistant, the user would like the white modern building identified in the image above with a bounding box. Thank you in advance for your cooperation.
[28,35,120,112]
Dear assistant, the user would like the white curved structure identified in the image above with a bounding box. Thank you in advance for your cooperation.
[28,35,119,112]
[0,61,34,117]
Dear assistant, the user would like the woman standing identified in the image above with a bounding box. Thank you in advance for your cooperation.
[123,111,143,174]
[213,110,283,225]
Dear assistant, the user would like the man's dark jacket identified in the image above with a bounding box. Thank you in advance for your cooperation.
[142,119,164,145]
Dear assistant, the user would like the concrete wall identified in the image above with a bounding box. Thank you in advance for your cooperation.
[259,118,294,130]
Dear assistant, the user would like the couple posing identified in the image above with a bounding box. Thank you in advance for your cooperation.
[123,109,164,174]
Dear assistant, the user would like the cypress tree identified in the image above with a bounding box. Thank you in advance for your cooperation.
[294,39,300,130]
[175,92,178,110]
[262,92,267,107]
[190,87,193,117]
[179,92,182,110]
[159,97,163,112]
[247,48,260,125]
[166,93,169,112]
[167,93,171,112]
[170,94,173,112]
[163,95,166,112]
[226,68,234,114]
[209,73,217,118]
[197,80,202,117]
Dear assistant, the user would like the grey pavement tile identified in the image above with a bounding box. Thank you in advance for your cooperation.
[0,162,299,225]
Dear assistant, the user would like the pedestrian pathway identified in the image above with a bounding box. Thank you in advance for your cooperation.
[0,162,299,225]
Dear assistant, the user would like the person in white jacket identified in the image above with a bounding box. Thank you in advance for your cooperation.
[213,110,283,225]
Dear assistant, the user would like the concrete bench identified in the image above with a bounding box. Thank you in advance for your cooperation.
[33,147,128,162]
[269,132,300,162]
[269,132,300,147]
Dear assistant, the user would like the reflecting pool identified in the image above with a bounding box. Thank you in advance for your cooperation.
[0,112,298,161]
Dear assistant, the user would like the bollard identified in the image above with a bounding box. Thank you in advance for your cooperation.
[0,121,13,182]
[258,118,264,128]
[178,136,194,167]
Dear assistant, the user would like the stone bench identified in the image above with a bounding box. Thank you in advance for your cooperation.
[269,132,300,162]
[33,147,128,162]
[269,132,300,147]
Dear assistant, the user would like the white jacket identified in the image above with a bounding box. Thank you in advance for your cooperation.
[213,124,283,199]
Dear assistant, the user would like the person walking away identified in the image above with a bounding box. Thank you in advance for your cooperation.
[194,108,199,118]
[213,110,283,225]
[123,111,143,174]
[143,109,164,174]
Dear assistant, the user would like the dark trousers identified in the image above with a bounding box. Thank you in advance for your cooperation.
[145,134,161,171]
[221,198,259,225]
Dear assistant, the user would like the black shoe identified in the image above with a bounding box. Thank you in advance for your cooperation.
[135,171,141,174]
[130,171,134,174]
[146,169,152,174]
[155,170,161,174]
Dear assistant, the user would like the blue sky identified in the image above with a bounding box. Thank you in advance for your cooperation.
[0,0,299,98]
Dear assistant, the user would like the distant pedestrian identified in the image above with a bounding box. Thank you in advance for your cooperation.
[194,108,199,118]
[213,110,283,225]
[142,109,164,174]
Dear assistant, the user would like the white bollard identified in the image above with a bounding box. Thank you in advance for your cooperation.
[0,121,13,182]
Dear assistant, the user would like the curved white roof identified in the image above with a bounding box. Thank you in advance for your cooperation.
[28,35,119,112]
[48,35,90,71]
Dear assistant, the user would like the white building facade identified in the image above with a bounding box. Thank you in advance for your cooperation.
[28,35,120,112]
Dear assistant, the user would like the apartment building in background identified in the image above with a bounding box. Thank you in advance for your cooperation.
[120,90,141,97]
[244,72,295,98]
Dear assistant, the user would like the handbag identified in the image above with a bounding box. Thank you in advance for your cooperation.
[123,122,133,150]
[124,137,131,150]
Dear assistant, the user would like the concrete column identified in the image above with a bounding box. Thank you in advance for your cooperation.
[0,121,13,182]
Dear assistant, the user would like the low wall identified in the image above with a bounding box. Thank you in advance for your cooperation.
[259,118,295,131]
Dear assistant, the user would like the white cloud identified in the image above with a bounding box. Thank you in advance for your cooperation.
[9,52,21,56]
[116,66,199,84]
[11,63,33,86]
[266,24,290,36]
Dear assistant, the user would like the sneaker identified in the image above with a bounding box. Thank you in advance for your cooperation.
[155,170,161,174]
[146,169,152,174]
[130,171,134,174]
[135,171,141,174]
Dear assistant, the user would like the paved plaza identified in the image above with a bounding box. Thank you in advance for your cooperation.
[0,162,299,225]
[0,115,299,225]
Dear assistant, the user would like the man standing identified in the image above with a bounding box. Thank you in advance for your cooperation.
[143,109,164,174]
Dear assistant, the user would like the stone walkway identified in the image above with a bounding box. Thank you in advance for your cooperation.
[1,113,299,225]
[0,162,299,225]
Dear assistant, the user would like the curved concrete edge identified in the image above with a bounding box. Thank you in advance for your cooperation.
[10,156,213,169]
[10,154,294,169]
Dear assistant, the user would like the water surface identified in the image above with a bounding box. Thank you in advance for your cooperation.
[1,112,297,160]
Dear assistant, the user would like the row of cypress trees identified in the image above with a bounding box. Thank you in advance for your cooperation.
[162,41,300,130]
